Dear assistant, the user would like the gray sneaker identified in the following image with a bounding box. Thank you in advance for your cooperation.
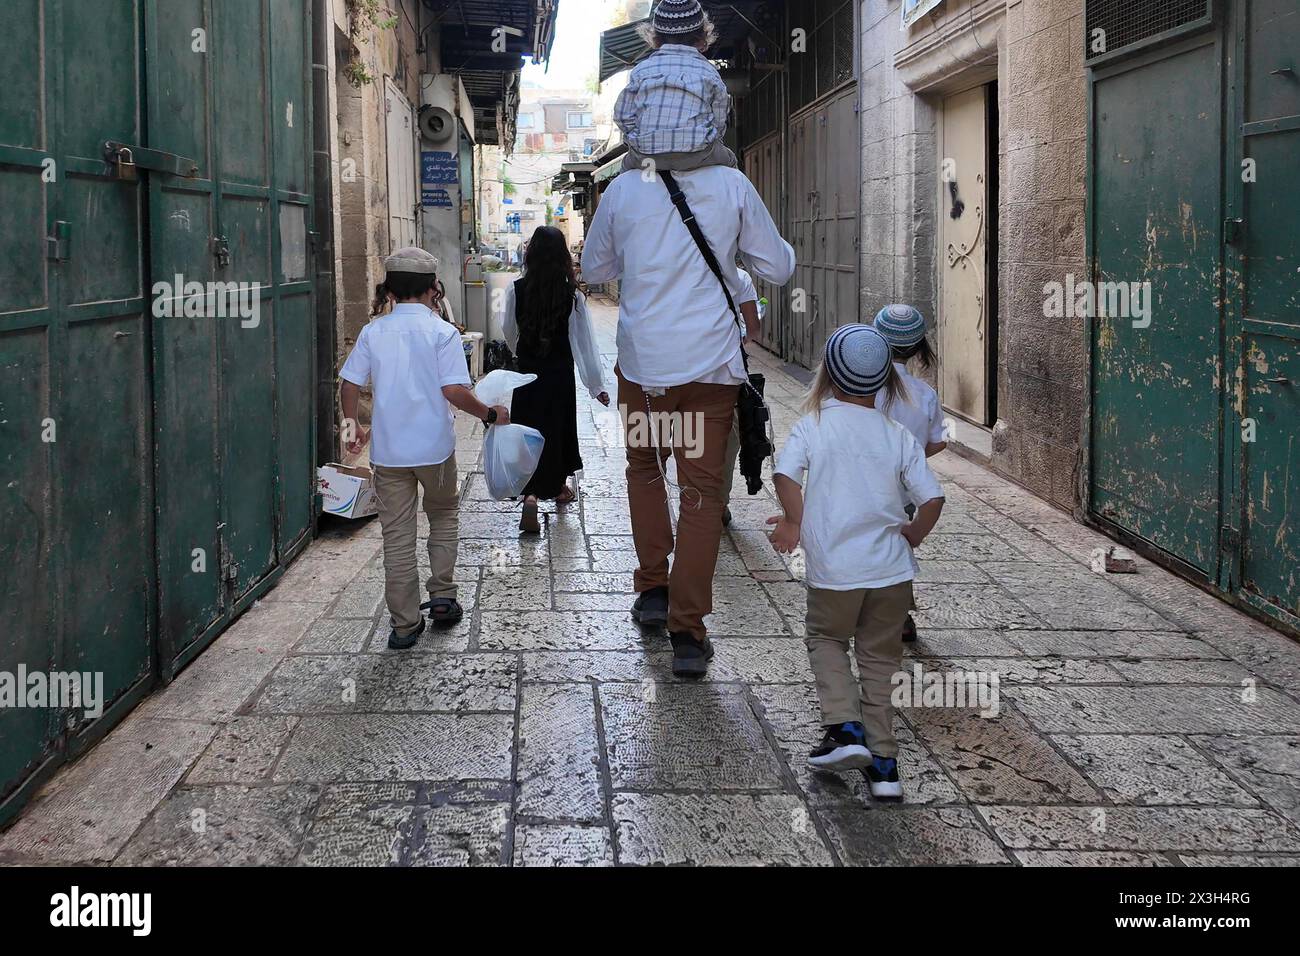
[631,586,669,627]
[669,630,714,678]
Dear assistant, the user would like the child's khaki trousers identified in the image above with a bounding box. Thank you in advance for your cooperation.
[804,581,914,758]
[373,456,460,636]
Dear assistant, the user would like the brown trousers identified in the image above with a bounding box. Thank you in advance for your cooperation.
[804,581,914,758]
[373,456,459,636]
[617,367,739,641]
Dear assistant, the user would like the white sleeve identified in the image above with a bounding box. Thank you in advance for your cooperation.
[735,268,758,305]
[502,283,520,353]
[436,327,472,388]
[339,325,372,387]
[738,177,796,285]
[580,183,621,283]
[927,392,948,444]
[569,293,606,398]
[773,419,811,484]
[900,431,944,505]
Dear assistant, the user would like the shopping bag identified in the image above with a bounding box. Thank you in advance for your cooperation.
[483,424,546,500]
[474,369,536,412]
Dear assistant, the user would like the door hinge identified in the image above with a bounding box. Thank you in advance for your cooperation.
[1220,525,1241,552]
[46,220,71,261]
[1224,218,1245,245]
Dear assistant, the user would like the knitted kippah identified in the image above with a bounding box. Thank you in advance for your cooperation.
[653,0,706,35]
[824,324,892,397]
[872,303,927,348]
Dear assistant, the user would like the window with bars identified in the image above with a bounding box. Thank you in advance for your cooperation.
[790,0,855,113]
[1084,0,1214,64]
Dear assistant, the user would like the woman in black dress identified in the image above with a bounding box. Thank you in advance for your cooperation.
[503,226,609,533]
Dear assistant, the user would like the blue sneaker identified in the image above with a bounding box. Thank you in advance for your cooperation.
[865,755,903,801]
[809,722,872,771]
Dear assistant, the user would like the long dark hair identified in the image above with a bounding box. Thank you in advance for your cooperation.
[517,226,578,356]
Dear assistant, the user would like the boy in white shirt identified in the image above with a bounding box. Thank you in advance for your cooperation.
[339,248,510,650]
[872,304,948,643]
[769,325,944,800]
[615,0,739,174]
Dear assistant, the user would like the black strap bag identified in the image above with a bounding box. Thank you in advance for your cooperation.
[659,170,773,495]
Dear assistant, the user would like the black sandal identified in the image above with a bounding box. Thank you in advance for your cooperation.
[420,597,464,629]
[519,499,541,535]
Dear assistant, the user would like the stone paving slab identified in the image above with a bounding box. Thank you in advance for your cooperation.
[5,298,1300,867]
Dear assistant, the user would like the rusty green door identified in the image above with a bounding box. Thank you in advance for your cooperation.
[1089,30,1225,578]
[1234,0,1300,627]
[148,0,316,676]
[1,0,317,825]
[1088,0,1298,629]
[0,0,156,816]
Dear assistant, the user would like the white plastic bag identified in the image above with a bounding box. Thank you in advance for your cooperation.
[474,369,536,413]
[484,424,545,500]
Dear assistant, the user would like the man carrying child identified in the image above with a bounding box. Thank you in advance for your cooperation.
[584,0,795,677]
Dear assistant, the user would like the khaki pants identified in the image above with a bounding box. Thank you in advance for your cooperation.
[617,367,739,641]
[373,456,459,636]
[804,581,914,758]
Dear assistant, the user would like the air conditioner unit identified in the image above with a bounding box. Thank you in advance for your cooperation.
[419,74,474,144]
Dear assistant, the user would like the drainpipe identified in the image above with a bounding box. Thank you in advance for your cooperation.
[311,0,339,474]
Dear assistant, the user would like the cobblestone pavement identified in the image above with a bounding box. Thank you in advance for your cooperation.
[4,299,1300,867]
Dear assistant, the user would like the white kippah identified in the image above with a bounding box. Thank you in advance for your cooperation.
[383,246,440,275]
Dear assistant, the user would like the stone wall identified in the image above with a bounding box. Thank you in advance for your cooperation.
[332,0,431,360]
[995,0,1086,510]
[857,0,1086,512]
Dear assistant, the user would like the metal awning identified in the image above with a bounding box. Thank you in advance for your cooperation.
[552,161,597,194]
[593,144,629,184]
[598,2,771,83]
[427,0,560,149]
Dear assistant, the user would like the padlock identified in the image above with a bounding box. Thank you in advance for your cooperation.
[115,146,137,182]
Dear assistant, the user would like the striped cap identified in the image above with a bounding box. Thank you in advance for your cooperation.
[824,324,892,398]
[872,303,927,348]
[653,0,706,35]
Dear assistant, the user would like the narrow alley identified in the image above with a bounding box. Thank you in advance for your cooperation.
[3,302,1298,868]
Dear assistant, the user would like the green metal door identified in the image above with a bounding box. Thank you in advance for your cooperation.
[1088,32,1225,579]
[1088,0,1298,630]
[1234,0,1300,627]
[1,0,317,824]
[147,0,316,675]
[1,0,155,811]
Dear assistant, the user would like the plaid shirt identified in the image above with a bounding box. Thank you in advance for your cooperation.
[614,44,730,156]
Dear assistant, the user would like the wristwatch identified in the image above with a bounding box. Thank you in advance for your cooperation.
[482,407,498,426]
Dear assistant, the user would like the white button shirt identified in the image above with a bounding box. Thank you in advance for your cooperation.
[339,303,472,468]
[581,166,795,389]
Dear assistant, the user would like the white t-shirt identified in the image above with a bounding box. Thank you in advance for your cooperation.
[339,303,472,468]
[877,363,946,450]
[774,400,944,591]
